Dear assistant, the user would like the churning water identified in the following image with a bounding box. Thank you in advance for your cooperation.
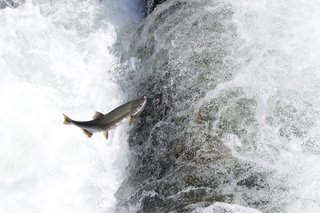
[0,0,142,212]
[2,0,320,212]
[225,1,320,211]
[114,0,320,212]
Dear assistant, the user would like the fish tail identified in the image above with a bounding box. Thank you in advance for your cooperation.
[63,114,72,125]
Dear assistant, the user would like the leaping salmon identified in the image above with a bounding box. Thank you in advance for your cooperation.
[63,96,147,140]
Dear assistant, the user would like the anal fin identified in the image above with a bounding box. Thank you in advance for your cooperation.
[104,131,109,140]
[82,129,93,138]
[93,111,104,119]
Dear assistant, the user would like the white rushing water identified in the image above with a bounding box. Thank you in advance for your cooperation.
[219,0,320,211]
[109,0,320,211]
[3,0,320,212]
[0,0,142,212]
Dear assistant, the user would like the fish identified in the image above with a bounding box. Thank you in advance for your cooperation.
[63,96,147,140]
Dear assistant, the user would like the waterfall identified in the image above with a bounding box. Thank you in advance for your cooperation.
[2,0,320,212]
[114,0,320,212]
[0,0,143,212]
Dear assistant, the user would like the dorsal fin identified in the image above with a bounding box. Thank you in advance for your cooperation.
[93,111,104,119]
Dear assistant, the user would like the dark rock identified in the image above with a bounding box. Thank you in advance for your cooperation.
[146,0,167,14]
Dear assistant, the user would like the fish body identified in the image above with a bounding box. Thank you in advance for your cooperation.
[63,96,147,139]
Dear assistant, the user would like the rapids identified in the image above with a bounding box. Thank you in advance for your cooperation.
[0,0,143,212]
[2,0,320,212]
[115,0,320,212]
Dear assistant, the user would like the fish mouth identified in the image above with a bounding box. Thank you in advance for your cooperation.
[141,96,147,107]
[132,96,147,116]
[139,96,147,110]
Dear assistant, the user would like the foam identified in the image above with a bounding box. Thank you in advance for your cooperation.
[0,0,141,212]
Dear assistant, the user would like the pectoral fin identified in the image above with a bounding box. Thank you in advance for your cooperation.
[128,116,134,125]
[93,111,104,119]
[104,131,109,140]
[82,129,93,138]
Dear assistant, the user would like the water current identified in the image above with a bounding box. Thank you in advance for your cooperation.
[0,0,143,212]
[114,0,320,212]
[2,0,320,212]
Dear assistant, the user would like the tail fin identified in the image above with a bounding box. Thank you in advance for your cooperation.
[63,114,72,125]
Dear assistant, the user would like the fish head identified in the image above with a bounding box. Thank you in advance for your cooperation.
[131,96,147,116]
